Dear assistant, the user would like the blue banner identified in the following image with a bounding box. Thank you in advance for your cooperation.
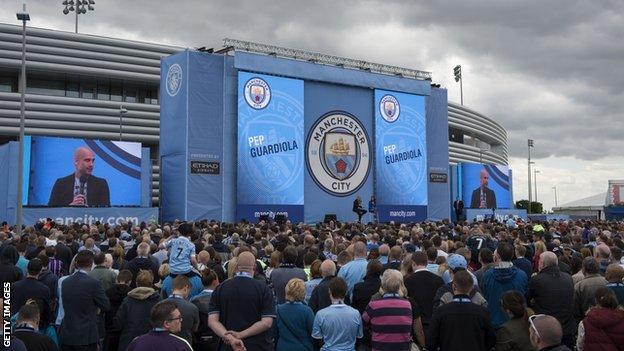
[22,207,158,226]
[462,163,511,209]
[374,89,427,222]
[237,72,304,222]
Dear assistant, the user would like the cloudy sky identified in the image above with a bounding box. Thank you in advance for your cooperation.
[2,0,623,211]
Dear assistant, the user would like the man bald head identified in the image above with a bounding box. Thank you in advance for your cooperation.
[320,259,336,278]
[530,315,563,349]
[73,147,96,178]
[237,252,256,274]
[479,169,489,187]
[539,251,558,271]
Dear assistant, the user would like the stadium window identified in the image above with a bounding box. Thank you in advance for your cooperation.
[66,75,80,98]
[81,77,97,99]
[97,79,110,100]
[110,80,123,101]
[0,73,17,93]
[124,85,138,103]
[26,76,65,96]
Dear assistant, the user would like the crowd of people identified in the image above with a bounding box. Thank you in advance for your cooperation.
[1,216,624,351]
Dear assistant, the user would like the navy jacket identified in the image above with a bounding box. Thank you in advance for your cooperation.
[59,271,110,346]
[48,173,110,207]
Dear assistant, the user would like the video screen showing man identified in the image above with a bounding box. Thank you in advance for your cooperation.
[48,147,110,207]
[470,168,496,209]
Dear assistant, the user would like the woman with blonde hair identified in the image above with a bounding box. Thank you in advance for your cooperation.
[532,241,547,273]
[275,278,314,351]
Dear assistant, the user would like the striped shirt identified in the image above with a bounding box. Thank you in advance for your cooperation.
[49,258,64,277]
[362,295,413,351]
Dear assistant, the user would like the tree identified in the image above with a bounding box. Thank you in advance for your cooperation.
[515,200,543,214]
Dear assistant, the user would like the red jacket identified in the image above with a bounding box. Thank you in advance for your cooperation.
[583,307,624,351]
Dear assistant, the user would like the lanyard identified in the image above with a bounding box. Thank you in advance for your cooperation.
[169,294,184,299]
[235,271,253,278]
[383,293,400,298]
[452,297,472,303]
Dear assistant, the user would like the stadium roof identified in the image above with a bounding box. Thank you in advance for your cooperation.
[553,192,606,211]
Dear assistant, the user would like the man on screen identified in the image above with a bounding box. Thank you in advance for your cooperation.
[470,168,497,209]
[48,147,110,207]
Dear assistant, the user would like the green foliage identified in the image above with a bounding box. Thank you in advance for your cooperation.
[515,200,543,213]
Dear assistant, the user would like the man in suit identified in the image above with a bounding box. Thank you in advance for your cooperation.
[453,198,464,220]
[470,168,497,209]
[48,147,110,207]
[11,258,53,329]
[58,250,110,351]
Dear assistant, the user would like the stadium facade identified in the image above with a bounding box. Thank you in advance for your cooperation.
[0,23,508,205]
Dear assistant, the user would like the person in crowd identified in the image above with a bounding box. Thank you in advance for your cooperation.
[383,245,403,271]
[104,269,133,351]
[13,301,58,351]
[482,242,528,328]
[275,278,315,351]
[337,241,368,299]
[190,268,219,350]
[574,257,608,322]
[11,258,53,330]
[312,277,363,351]
[434,254,487,308]
[127,242,160,286]
[127,300,193,351]
[475,248,495,288]
[116,269,161,351]
[15,243,29,276]
[594,244,612,275]
[604,263,624,305]
[208,251,275,351]
[363,269,422,351]
[496,291,533,351]
[166,223,198,276]
[405,251,444,333]
[576,287,624,350]
[529,315,571,351]
[36,254,59,304]
[352,259,383,314]
[54,234,73,273]
[528,251,576,348]
[88,252,117,292]
[309,259,343,313]
[58,250,110,351]
[427,270,496,351]
[0,245,23,286]
[270,246,308,304]
[163,275,200,346]
[513,244,533,280]
[425,247,440,275]
[305,260,323,303]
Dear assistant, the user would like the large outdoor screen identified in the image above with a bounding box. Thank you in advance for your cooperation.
[26,136,142,207]
[462,163,511,209]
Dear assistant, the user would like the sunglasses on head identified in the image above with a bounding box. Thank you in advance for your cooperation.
[528,314,546,339]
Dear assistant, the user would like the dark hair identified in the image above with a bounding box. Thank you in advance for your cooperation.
[595,287,619,309]
[27,258,43,275]
[479,248,494,264]
[452,270,473,293]
[501,291,529,327]
[412,251,428,266]
[582,257,599,275]
[200,268,218,288]
[94,252,106,266]
[304,251,317,266]
[425,246,438,261]
[150,300,178,327]
[16,242,27,253]
[36,254,49,267]
[117,269,133,283]
[17,301,40,323]
[178,223,193,237]
[497,242,514,261]
[75,250,95,269]
[282,246,298,265]
[365,259,383,278]
[328,277,348,299]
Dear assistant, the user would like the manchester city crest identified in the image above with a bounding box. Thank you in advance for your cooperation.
[166,64,183,97]
[380,94,400,122]
[244,78,271,109]
[306,111,371,196]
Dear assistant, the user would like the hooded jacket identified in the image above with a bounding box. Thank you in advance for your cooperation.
[482,264,528,327]
[0,245,22,286]
[116,287,161,351]
[582,307,624,351]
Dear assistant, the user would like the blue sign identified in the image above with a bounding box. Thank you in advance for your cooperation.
[374,89,427,222]
[22,207,158,226]
[237,72,304,221]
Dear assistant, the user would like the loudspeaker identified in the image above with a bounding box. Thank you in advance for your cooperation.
[258,215,270,223]
[324,214,337,223]
[274,214,286,224]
